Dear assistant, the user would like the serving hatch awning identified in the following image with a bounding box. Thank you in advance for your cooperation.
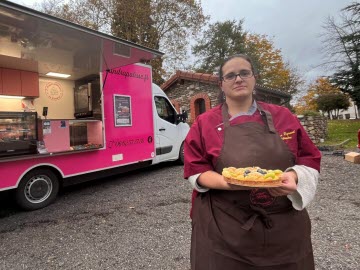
[0,0,163,80]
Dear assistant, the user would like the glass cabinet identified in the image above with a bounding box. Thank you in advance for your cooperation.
[0,111,38,157]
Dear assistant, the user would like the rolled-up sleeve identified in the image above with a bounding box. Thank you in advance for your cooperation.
[286,165,319,210]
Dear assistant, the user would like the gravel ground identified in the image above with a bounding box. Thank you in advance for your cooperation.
[0,153,359,270]
[309,152,360,270]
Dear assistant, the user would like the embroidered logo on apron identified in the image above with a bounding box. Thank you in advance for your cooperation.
[250,188,276,207]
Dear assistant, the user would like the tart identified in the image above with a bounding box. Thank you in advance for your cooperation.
[222,166,283,187]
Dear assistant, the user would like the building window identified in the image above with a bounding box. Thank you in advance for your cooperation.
[195,98,206,117]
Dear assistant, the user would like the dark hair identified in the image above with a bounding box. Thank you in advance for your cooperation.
[218,54,257,80]
[217,54,258,104]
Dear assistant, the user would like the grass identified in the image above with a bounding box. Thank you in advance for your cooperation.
[322,119,360,150]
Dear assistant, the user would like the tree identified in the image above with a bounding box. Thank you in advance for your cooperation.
[111,0,163,83]
[244,33,303,95]
[294,88,318,115]
[321,2,360,118]
[192,20,247,73]
[112,0,208,83]
[35,0,207,84]
[151,0,208,79]
[294,77,344,115]
[111,0,157,47]
[281,62,304,97]
[35,0,110,31]
[192,20,302,94]
[316,93,350,119]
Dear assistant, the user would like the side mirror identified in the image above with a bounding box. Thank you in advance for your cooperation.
[176,114,182,124]
[176,112,187,124]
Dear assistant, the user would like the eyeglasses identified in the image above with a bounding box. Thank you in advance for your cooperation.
[222,70,253,82]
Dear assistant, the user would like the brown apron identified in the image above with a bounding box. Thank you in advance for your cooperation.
[190,103,314,270]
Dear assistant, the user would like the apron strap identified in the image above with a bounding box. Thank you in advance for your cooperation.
[256,103,276,134]
[241,204,274,230]
[221,102,231,128]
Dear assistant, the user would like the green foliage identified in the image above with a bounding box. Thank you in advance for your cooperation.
[192,20,247,73]
[316,93,350,118]
[322,2,360,114]
[322,119,360,149]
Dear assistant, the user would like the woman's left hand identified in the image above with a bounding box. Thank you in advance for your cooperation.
[267,170,298,197]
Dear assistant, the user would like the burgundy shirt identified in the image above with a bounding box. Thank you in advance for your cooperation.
[184,102,321,180]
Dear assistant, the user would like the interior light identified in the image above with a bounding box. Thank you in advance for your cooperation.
[0,95,25,99]
[46,72,71,78]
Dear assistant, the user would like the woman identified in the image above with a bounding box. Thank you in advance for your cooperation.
[184,54,321,270]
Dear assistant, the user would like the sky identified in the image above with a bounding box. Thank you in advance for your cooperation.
[201,0,354,85]
[7,0,355,86]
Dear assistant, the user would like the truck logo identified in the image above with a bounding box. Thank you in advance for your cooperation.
[108,68,149,82]
[45,82,63,101]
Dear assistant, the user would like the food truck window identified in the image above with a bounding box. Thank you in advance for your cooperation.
[154,96,176,124]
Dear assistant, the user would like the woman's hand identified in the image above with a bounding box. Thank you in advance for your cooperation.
[267,170,298,197]
[197,171,252,190]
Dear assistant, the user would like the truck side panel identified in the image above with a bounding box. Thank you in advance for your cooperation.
[0,64,155,190]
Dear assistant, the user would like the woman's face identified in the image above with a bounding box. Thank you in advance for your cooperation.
[220,57,256,101]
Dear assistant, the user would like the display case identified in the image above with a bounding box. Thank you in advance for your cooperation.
[0,111,38,157]
[69,120,103,150]
[37,119,103,153]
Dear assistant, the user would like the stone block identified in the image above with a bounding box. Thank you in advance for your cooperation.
[344,152,360,164]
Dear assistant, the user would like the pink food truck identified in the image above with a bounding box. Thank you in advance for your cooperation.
[0,1,189,210]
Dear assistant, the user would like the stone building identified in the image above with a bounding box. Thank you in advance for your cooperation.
[161,70,291,123]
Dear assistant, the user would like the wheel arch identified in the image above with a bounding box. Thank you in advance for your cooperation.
[15,163,65,189]
[177,141,185,165]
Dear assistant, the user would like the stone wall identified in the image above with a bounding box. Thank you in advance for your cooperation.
[165,80,220,112]
[165,80,220,123]
[297,115,328,144]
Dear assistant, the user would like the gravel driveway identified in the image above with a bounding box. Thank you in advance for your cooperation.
[0,154,359,270]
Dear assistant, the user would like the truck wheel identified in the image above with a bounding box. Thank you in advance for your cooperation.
[178,142,185,165]
[15,169,59,211]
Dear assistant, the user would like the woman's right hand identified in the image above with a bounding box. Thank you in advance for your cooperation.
[198,171,252,190]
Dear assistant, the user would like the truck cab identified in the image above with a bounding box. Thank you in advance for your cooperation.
[152,83,189,164]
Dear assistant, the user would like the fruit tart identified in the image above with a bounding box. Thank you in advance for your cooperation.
[222,166,283,187]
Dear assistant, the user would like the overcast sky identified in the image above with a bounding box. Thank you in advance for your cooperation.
[201,0,354,84]
[8,0,355,85]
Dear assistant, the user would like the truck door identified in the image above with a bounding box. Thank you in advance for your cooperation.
[154,95,180,162]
